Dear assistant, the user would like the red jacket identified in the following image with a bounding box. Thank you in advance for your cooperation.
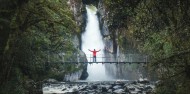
[89,49,100,56]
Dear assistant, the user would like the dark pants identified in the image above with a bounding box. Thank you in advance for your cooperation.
[93,56,96,62]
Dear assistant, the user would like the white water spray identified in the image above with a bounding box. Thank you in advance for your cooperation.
[82,5,110,81]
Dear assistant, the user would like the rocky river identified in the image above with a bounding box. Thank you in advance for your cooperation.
[43,78,156,94]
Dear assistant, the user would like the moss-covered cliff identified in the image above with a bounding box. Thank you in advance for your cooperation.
[0,0,85,93]
[101,0,190,93]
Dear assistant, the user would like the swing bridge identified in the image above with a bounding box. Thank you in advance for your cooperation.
[49,54,149,64]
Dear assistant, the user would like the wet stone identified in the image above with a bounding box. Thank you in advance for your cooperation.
[101,87,108,92]
[107,89,112,93]
[91,85,98,89]
[43,80,156,94]
[113,89,124,94]
[113,85,122,90]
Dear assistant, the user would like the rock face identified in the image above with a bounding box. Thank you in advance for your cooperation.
[67,0,89,80]
[43,80,155,94]
[79,64,89,80]
[68,0,84,27]
[64,70,83,81]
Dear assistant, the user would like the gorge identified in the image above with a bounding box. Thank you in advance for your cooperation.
[0,0,190,94]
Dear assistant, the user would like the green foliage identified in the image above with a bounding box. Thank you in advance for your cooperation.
[0,67,26,94]
[0,0,82,93]
[156,79,177,94]
[10,0,79,79]
[103,0,190,93]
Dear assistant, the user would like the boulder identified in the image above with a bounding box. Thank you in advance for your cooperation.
[92,84,98,89]
[113,89,124,94]
[127,85,135,91]
[101,87,108,92]
[113,85,122,90]
[138,78,149,84]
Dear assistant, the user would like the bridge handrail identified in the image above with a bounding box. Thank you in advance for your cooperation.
[50,54,149,63]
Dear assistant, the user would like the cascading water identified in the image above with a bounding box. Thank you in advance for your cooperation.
[82,5,111,81]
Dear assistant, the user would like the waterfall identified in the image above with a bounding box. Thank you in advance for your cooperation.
[81,5,110,81]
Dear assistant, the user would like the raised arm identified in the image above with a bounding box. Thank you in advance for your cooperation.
[88,49,93,52]
[97,49,101,52]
